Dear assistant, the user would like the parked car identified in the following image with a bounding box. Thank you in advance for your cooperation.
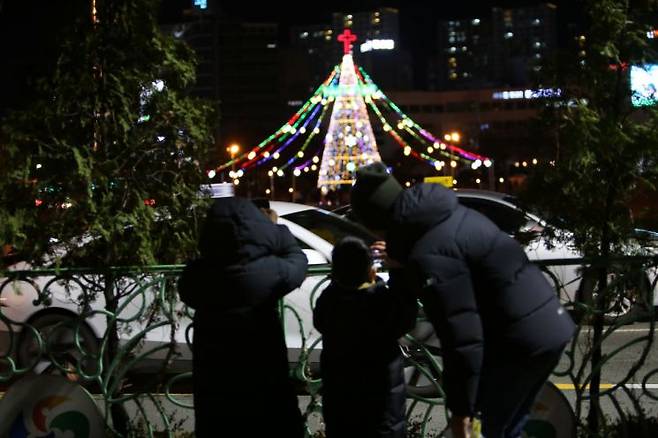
[0,202,378,384]
[334,188,658,320]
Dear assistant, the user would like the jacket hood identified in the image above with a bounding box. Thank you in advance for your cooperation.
[391,183,458,229]
[388,184,458,261]
[199,197,276,264]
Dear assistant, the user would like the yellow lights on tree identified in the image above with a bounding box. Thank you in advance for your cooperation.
[515,161,520,167]
[434,161,443,170]
[532,158,538,165]
[522,161,528,167]
[405,181,411,187]
[277,170,284,177]
[476,178,481,184]
[299,127,306,134]
[273,152,280,159]
[207,170,216,179]
[383,124,392,132]
[312,156,320,163]
[228,171,236,179]
[427,146,434,154]
[233,179,240,185]
[453,179,458,185]
[346,162,356,172]
[248,151,257,160]
[440,143,447,150]
[263,151,271,158]
[272,166,278,172]
[311,164,318,171]
[450,160,457,168]
[297,151,304,158]
[499,177,505,183]
[288,187,294,193]
[329,159,336,166]
[268,170,274,177]
[484,159,492,167]
[313,127,321,134]
[304,167,310,172]
[36,163,43,169]
[293,169,302,177]
[403,146,412,156]
[471,159,482,170]
[266,188,271,194]
[444,134,451,141]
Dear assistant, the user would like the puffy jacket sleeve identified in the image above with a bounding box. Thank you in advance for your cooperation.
[270,224,308,299]
[177,258,206,309]
[417,254,484,417]
[386,268,420,338]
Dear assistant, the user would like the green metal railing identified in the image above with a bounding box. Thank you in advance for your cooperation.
[1,255,657,437]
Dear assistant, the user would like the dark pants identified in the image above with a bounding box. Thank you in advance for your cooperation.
[476,345,565,438]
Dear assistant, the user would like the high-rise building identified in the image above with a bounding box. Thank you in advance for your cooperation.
[163,1,283,158]
[290,7,412,94]
[435,3,557,90]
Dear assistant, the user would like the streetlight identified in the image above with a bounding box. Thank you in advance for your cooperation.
[226,143,240,175]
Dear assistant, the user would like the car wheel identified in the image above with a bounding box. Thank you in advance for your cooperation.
[16,312,101,388]
[578,268,652,325]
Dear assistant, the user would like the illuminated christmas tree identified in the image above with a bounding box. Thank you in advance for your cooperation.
[317,30,382,194]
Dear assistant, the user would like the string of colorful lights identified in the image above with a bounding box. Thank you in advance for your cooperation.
[212,31,492,187]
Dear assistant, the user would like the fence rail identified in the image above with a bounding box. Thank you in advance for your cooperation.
[1,255,657,437]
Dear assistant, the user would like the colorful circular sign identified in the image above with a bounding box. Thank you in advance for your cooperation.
[0,375,106,438]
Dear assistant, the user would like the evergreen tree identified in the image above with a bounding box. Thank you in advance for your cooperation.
[522,0,658,433]
[1,0,214,269]
[0,1,214,434]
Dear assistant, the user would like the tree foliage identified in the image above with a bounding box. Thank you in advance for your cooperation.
[0,0,214,268]
[522,0,658,256]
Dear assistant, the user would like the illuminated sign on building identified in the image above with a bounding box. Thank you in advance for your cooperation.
[360,39,395,53]
[492,88,562,100]
[194,0,207,9]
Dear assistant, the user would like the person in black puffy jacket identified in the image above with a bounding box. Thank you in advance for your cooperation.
[177,196,308,438]
[314,237,417,438]
[351,162,576,438]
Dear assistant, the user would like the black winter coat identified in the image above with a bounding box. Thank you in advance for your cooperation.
[178,197,308,438]
[313,275,417,438]
[386,184,576,417]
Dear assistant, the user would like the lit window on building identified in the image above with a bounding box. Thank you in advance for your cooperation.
[267,43,277,49]
[504,32,514,39]
[300,31,309,39]
[533,18,541,25]
[472,18,480,25]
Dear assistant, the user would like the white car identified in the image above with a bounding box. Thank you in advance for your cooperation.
[454,189,658,317]
[0,201,377,381]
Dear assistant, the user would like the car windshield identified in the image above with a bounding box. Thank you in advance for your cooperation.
[282,209,378,245]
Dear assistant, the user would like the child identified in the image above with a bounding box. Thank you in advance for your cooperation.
[313,236,418,438]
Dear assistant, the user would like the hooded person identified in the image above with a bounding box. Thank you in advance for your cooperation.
[178,196,308,438]
[313,236,418,438]
[351,162,575,438]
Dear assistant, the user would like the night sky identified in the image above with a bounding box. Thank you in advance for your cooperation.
[0,0,580,113]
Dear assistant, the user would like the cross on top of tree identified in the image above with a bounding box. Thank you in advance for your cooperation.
[337,29,357,54]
